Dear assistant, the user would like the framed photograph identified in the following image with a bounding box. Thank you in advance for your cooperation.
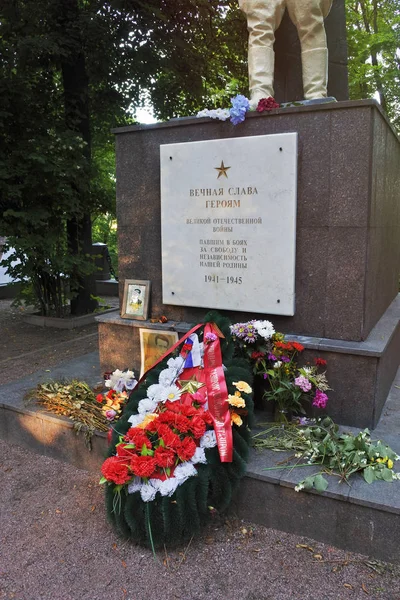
[139,328,179,377]
[121,279,151,320]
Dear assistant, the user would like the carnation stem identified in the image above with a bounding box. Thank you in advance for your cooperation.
[145,503,157,561]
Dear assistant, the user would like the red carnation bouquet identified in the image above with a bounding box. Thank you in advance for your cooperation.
[101,400,213,489]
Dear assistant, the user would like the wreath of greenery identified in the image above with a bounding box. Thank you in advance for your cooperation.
[102,311,254,549]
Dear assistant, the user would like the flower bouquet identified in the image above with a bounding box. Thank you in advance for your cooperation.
[100,312,254,549]
[96,369,137,422]
[230,320,330,421]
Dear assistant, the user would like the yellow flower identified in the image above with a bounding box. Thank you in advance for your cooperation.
[388,459,394,469]
[233,381,252,394]
[231,412,243,427]
[227,394,246,408]
[137,413,159,429]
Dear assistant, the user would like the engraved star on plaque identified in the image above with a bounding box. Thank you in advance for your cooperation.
[214,160,231,179]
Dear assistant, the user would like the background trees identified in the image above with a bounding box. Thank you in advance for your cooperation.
[1,0,399,316]
[346,0,400,130]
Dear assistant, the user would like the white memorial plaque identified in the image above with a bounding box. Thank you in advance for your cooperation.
[160,133,297,315]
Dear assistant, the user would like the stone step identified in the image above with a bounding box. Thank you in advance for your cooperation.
[1,352,399,563]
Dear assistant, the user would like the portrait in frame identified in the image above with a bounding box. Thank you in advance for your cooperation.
[139,328,179,377]
[121,279,151,320]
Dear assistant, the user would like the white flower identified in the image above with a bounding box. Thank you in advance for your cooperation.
[167,356,185,375]
[254,320,275,339]
[294,483,305,492]
[196,108,230,121]
[105,369,137,392]
[156,477,180,497]
[140,483,157,502]
[138,398,158,414]
[190,447,207,465]
[127,413,145,427]
[128,477,142,494]
[200,430,217,448]
[274,361,282,369]
[160,384,182,403]
[159,368,177,387]
[147,384,165,402]
[174,462,197,482]
[301,366,313,376]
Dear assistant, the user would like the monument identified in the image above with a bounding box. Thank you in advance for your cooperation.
[239,0,333,105]
[97,0,400,430]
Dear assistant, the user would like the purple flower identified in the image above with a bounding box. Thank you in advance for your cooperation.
[263,373,269,380]
[268,353,277,361]
[230,95,250,125]
[313,389,328,409]
[294,375,312,392]
[281,356,290,363]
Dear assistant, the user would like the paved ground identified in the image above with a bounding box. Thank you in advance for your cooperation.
[0,299,117,385]
[1,299,400,599]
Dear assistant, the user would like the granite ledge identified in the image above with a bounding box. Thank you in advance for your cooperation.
[96,293,400,358]
[111,99,399,144]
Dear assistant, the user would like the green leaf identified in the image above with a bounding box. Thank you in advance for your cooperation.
[313,474,329,493]
[382,467,393,482]
[363,466,376,484]
[99,476,108,485]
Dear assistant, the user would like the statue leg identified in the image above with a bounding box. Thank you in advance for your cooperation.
[286,0,333,99]
[238,0,286,106]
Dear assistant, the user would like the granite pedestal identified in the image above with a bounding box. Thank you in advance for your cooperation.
[99,99,400,429]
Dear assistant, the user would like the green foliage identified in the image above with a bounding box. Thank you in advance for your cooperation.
[253,417,400,492]
[346,0,400,130]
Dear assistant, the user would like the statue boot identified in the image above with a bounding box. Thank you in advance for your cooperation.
[301,47,329,99]
[248,45,275,108]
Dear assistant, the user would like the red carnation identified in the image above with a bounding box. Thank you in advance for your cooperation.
[154,446,176,468]
[176,437,197,461]
[124,427,152,450]
[96,393,104,403]
[190,415,206,438]
[116,443,136,458]
[164,400,181,413]
[158,410,178,425]
[157,424,181,449]
[131,455,157,478]
[173,414,191,433]
[315,357,327,366]
[144,419,159,433]
[197,408,213,425]
[101,457,131,485]
[251,351,265,360]
[181,404,198,418]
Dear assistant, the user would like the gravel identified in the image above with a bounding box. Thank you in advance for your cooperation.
[1,441,400,600]
[1,299,400,600]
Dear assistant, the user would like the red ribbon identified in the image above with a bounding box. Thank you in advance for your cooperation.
[203,323,233,463]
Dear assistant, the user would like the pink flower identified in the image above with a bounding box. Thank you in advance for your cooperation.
[313,390,328,409]
[294,375,312,392]
[205,332,217,343]
[105,409,117,421]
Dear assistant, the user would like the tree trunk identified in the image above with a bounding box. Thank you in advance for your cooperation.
[58,0,98,315]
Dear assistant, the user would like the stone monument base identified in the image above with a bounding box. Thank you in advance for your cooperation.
[97,293,400,429]
[100,99,400,430]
